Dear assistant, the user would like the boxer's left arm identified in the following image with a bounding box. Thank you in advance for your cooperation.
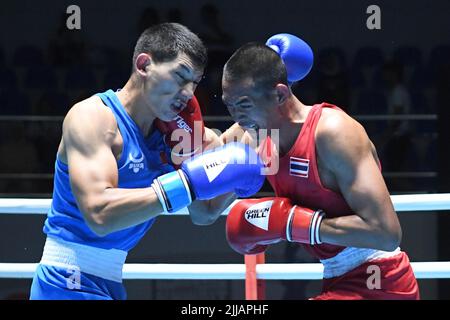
[187,127,237,225]
[187,122,259,225]
[316,110,402,251]
[187,122,261,226]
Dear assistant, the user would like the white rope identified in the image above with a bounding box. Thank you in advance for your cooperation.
[1,262,449,279]
[0,198,52,214]
[0,114,438,122]
[1,193,450,215]
[390,193,450,211]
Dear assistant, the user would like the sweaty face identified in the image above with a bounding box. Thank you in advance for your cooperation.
[222,77,278,131]
[143,53,204,121]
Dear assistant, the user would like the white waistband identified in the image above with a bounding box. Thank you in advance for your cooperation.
[40,236,128,283]
[320,246,401,279]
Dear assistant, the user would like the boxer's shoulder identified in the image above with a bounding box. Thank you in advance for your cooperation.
[316,107,372,171]
[318,107,352,129]
[317,107,366,144]
[67,95,115,122]
[62,95,119,152]
[65,96,116,133]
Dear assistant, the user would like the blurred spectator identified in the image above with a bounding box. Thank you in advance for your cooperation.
[48,13,88,67]
[0,90,31,115]
[436,46,450,191]
[199,4,233,49]
[137,7,161,35]
[393,46,424,87]
[0,67,18,92]
[196,3,234,118]
[33,91,69,115]
[380,61,413,172]
[12,45,45,68]
[0,46,4,67]
[0,122,40,193]
[317,48,350,111]
[167,8,183,24]
[351,46,384,90]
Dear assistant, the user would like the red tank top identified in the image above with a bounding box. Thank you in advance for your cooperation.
[263,103,353,260]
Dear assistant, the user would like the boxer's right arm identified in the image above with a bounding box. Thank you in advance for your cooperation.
[63,99,165,236]
[152,141,265,213]
[226,197,324,255]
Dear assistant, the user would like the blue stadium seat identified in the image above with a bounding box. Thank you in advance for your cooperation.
[415,120,437,135]
[425,137,438,171]
[350,67,366,88]
[12,45,45,68]
[64,65,96,90]
[353,47,385,69]
[24,65,57,90]
[410,67,433,90]
[429,45,450,72]
[316,47,348,71]
[0,90,31,115]
[429,45,450,84]
[410,90,430,114]
[103,68,129,90]
[35,91,70,115]
[372,68,385,90]
[0,46,4,67]
[393,46,423,68]
[355,90,388,114]
[0,67,18,90]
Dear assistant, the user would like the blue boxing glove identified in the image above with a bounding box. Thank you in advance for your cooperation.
[151,142,265,213]
[266,33,314,84]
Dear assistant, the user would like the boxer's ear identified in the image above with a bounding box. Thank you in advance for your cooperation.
[135,53,152,75]
[275,83,290,105]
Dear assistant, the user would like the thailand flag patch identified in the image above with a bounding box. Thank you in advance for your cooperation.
[289,157,309,178]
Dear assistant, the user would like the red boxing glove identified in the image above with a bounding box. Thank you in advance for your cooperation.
[226,197,325,255]
[154,96,205,166]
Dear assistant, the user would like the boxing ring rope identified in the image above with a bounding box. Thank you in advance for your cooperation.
[2,193,450,214]
[1,193,450,298]
[1,261,450,280]
[0,114,438,122]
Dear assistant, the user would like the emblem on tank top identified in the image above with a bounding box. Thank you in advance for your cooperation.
[289,157,309,178]
[128,152,145,173]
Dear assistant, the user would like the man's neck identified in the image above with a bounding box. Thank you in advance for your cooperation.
[273,96,311,156]
[116,79,156,137]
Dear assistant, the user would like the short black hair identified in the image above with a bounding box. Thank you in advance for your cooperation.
[132,22,207,70]
[223,42,288,90]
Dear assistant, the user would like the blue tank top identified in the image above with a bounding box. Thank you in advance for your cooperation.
[43,89,175,251]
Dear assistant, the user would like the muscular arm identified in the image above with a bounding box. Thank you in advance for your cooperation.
[64,98,164,236]
[187,127,237,225]
[317,111,402,251]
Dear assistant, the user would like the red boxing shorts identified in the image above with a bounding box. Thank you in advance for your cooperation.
[312,251,419,300]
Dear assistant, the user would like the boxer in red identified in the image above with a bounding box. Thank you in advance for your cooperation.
[221,35,419,300]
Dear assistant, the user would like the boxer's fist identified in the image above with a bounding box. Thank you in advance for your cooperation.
[226,197,325,255]
[266,33,314,83]
[152,142,265,213]
[181,142,265,200]
[154,95,205,166]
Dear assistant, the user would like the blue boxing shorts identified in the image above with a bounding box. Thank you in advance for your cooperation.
[30,237,127,300]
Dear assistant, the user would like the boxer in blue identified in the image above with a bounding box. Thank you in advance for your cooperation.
[30,23,265,300]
